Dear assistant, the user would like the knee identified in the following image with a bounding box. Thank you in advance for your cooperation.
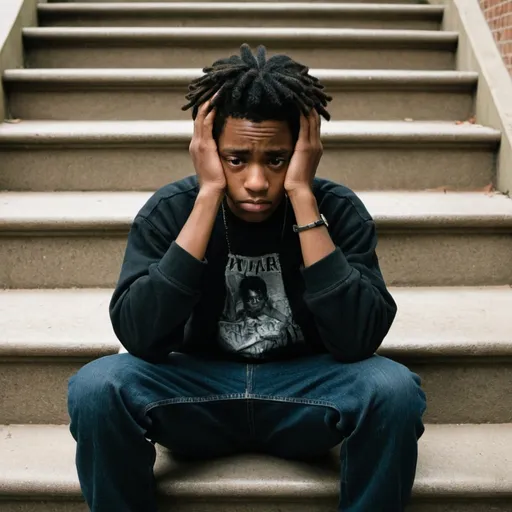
[68,353,139,420]
[367,357,426,423]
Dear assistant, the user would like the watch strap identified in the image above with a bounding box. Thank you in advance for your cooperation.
[293,214,328,233]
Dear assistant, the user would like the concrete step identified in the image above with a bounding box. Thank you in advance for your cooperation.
[37,3,444,30]
[22,27,458,69]
[3,69,477,122]
[0,120,498,192]
[46,0,428,4]
[0,423,511,511]
[1,190,512,288]
[1,287,511,424]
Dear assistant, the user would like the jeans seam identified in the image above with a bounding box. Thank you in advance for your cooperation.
[248,394,339,410]
[247,364,255,437]
[143,394,246,415]
[143,394,342,427]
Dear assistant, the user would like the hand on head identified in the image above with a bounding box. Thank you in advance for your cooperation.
[284,108,323,196]
[189,95,226,194]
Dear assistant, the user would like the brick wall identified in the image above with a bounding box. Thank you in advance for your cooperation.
[479,0,512,73]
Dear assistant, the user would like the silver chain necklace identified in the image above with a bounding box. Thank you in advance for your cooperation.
[221,196,288,255]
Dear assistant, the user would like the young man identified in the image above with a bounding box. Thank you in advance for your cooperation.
[68,44,427,512]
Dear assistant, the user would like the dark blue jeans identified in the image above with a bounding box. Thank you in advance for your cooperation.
[68,352,426,512]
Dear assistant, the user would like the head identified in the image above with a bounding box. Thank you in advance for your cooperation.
[182,44,332,222]
[239,276,268,317]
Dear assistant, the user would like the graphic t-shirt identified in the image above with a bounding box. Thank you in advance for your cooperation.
[218,253,305,359]
[109,175,398,364]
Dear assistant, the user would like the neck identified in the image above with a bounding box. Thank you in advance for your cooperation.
[221,195,289,255]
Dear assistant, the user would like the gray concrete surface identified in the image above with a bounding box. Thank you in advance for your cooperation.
[22,27,457,70]
[0,120,498,191]
[2,287,512,424]
[430,0,512,197]
[0,0,40,120]
[36,3,443,30]
[0,424,511,510]
[4,69,476,121]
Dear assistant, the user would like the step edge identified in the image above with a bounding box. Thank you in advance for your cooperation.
[0,122,500,146]
[21,26,459,48]
[2,217,512,231]
[36,2,445,22]
[2,423,512,499]
[37,2,445,16]
[2,286,511,359]
[2,339,512,360]
[3,69,478,90]
[2,191,512,231]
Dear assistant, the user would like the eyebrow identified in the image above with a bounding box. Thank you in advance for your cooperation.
[220,148,291,155]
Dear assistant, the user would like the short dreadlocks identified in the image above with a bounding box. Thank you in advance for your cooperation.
[182,43,332,143]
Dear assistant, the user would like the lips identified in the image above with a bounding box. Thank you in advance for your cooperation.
[239,202,272,212]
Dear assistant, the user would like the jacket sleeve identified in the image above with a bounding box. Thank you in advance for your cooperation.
[109,215,207,361]
[301,216,397,362]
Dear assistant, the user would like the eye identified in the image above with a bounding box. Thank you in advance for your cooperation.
[226,157,244,167]
[268,157,287,168]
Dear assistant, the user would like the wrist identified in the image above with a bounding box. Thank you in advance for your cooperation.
[197,185,225,203]
[195,187,224,216]
[287,187,320,226]
[286,186,315,204]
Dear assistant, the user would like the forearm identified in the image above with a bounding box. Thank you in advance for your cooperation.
[111,190,220,359]
[302,247,397,361]
[290,194,397,361]
[288,188,335,267]
[175,186,224,261]
[110,240,205,360]
[111,180,224,360]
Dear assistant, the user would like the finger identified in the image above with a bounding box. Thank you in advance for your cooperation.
[315,109,322,146]
[194,90,220,138]
[193,100,211,139]
[203,106,217,143]
[297,111,310,147]
[308,108,319,145]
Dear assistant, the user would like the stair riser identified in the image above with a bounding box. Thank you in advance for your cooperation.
[1,501,511,512]
[38,15,440,31]
[2,234,511,289]
[6,89,475,122]
[1,362,78,425]
[1,360,511,425]
[409,504,512,512]
[0,504,87,512]
[0,147,494,192]
[24,46,455,70]
[44,0,433,4]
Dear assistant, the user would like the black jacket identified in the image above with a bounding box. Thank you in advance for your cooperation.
[110,176,397,363]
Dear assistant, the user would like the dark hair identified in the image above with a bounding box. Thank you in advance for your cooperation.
[181,43,332,143]
[239,275,268,302]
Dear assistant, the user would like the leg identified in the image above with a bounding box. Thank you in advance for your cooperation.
[251,354,427,512]
[68,352,247,512]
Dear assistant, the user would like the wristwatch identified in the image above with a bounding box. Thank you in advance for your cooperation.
[293,214,329,233]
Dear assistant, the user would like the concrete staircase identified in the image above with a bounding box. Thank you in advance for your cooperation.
[1,0,512,510]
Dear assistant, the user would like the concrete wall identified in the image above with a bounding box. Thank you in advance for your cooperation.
[479,0,512,73]
[0,0,41,121]
[429,0,512,195]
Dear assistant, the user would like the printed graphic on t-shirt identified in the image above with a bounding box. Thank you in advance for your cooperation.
[218,253,305,359]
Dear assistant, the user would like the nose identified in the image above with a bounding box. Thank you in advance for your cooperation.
[244,165,269,194]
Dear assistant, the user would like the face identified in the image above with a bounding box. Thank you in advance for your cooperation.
[218,117,294,222]
[243,289,267,317]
